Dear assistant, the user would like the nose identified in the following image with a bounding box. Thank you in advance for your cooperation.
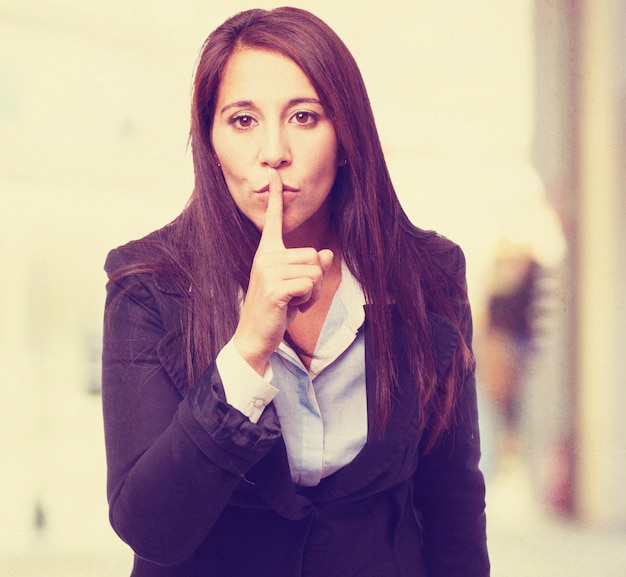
[258,124,291,168]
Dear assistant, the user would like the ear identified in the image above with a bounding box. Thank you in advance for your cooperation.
[335,143,348,168]
[211,149,222,169]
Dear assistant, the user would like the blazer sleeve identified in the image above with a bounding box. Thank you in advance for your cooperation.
[102,258,281,566]
[413,245,490,577]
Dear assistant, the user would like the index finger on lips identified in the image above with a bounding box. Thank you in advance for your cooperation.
[260,167,284,249]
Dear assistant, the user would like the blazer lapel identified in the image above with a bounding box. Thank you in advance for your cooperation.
[294,305,461,502]
[228,304,462,512]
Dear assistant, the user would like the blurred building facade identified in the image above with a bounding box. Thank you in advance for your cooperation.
[0,0,625,570]
[566,0,626,527]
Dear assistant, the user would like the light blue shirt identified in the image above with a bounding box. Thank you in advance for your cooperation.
[216,262,367,487]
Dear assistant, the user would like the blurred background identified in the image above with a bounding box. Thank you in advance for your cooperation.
[1,0,625,575]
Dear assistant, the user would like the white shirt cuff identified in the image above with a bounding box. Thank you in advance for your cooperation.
[215,339,278,424]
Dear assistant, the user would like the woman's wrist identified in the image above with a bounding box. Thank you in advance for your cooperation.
[232,333,271,376]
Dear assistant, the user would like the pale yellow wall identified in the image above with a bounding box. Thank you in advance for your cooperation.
[576,0,626,526]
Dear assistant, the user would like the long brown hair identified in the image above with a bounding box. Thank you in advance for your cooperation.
[109,7,473,449]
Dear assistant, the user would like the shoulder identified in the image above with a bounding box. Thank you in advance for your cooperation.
[103,224,189,343]
[403,223,467,283]
[104,224,175,276]
[104,222,188,296]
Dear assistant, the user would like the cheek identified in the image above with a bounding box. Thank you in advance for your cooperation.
[219,161,239,185]
[221,171,246,211]
[316,148,340,186]
[215,147,248,194]
[308,134,339,181]
[214,143,254,195]
[211,126,239,174]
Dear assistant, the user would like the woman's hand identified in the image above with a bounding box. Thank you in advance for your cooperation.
[232,168,334,375]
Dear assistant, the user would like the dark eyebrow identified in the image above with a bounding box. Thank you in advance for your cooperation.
[219,97,323,115]
[287,97,323,107]
[219,100,254,115]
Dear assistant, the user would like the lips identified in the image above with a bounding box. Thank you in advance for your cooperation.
[254,184,299,193]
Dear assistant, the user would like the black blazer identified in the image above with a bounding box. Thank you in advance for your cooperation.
[102,228,489,577]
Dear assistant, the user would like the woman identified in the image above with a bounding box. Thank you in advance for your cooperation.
[103,7,489,577]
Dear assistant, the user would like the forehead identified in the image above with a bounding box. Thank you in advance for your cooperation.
[216,48,319,103]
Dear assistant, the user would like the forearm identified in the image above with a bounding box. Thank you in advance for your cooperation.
[102,274,280,565]
[108,406,240,565]
[105,362,281,565]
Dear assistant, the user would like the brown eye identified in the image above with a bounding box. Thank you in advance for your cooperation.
[291,111,319,126]
[229,114,257,130]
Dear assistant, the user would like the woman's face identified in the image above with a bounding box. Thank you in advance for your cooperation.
[211,48,340,245]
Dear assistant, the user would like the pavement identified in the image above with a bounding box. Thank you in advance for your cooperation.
[485,456,626,577]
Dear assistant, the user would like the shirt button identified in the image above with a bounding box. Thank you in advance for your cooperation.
[253,398,266,409]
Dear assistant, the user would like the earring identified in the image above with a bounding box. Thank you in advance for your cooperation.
[217,162,221,168]
[343,159,348,166]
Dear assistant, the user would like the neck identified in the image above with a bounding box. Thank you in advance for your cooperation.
[283,210,337,251]
[286,249,343,369]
